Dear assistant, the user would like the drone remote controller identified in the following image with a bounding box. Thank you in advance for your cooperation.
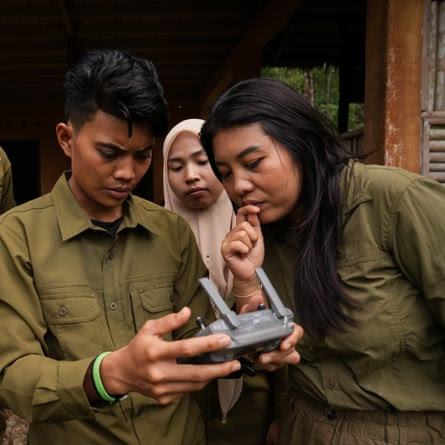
[178,268,294,364]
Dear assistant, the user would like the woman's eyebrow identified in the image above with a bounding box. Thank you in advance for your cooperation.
[215,145,260,166]
[190,148,206,158]
[236,145,261,159]
[168,148,204,163]
[167,156,183,163]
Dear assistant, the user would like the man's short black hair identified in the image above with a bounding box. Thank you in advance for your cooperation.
[64,49,168,137]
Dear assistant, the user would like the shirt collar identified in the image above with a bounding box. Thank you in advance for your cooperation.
[52,172,152,241]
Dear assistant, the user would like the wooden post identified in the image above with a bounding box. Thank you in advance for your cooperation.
[364,0,424,172]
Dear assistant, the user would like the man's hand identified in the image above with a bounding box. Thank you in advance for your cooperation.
[99,307,241,404]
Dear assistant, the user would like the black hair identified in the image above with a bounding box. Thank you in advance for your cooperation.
[200,77,359,338]
[64,49,168,137]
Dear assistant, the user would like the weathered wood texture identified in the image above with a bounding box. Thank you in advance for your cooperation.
[422,0,445,182]
[364,0,423,173]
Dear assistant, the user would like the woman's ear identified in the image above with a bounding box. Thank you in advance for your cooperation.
[56,122,74,159]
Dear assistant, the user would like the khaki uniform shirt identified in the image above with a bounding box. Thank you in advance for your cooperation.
[0,173,214,444]
[0,146,14,213]
[263,162,445,411]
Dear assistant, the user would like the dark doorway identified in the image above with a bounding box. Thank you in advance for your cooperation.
[0,140,41,205]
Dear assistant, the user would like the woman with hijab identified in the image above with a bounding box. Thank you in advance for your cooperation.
[163,119,286,445]
[162,118,235,298]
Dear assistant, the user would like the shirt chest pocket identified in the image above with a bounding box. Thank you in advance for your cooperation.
[42,296,100,324]
[130,278,175,339]
[40,291,111,359]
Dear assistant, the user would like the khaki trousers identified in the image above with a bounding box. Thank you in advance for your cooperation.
[278,387,445,444]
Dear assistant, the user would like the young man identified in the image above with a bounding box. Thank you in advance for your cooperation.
[0,146,15,213]
[0,49,241,445]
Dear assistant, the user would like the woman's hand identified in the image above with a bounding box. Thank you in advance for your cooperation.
[255,323,304,371]
[222,205,265,300]
[222,205,264,281]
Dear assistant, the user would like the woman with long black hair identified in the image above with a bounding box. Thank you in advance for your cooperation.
[200,77,445,444]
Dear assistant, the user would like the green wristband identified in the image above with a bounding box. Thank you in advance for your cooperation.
[92,352,116,404]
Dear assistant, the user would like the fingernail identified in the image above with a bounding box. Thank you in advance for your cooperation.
[232,361,241,371]
[217,335,231,345]
[261,356,270,365]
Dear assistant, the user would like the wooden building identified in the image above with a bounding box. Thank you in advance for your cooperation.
[0,0,443,205]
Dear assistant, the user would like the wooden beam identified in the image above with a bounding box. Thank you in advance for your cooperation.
[199,0,306,116]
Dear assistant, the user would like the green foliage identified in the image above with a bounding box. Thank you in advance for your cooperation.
[261,65,364,132]
[348,102,365,132]
[261,66,306,93]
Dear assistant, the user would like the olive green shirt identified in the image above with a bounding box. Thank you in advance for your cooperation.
[263,161,445,411]
[0,173,214,444]
[0,146,14,213]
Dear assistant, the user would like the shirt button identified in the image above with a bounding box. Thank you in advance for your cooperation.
[108,251,115,260]
[58,305,68,316]
[136,407,144,416]
[109,302,118,310]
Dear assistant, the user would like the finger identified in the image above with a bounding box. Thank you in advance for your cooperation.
[154,363,238,387]
[254,324,303,369]
[147,361,241,397]
[173,360,241,382]
[161,332,233,360]
[236,205,260,225]
[261,349,301,369]
[156,393,183,405]
[222,224,259,253]
[280,324,304,350]
[145,384,203,406]
[229,222,259,242]
[246,210,261,229]
[147,361,241,404]
[222,237,253,255]
[257,343,301,367]
[238,302,250,314]
[236,206,262,234]
[238,294,265,313]
[141,307,191,337]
